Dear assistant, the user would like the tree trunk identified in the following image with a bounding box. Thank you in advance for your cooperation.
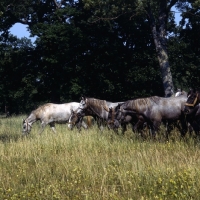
[146,0,174,97]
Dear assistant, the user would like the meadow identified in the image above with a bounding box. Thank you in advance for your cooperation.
[0,115,200,200]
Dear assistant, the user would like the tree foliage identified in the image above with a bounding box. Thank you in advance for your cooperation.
[0,0,199,113]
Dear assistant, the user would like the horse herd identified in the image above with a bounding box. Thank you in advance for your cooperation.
[22,88,200,139]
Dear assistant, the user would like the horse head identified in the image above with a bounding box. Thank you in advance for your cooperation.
[68,109,84,129]
[76,96,88,114]
[22,119,32,134]
[107,108,117,129]
[184,88,200,114]
[107,103,125,130]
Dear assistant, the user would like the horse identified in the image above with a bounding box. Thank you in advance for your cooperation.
[68,109,94,131]
[107,91,188,137]
[184,88,200,114]
[22,102,88,134]
[110,94,189,139]
[184,88,200,135]
[107,105,148,136]
[69,96,124,131]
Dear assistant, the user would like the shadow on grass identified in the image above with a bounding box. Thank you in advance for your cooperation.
[0,133,23,143]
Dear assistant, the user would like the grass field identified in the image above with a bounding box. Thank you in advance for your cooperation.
[0,115,200,200]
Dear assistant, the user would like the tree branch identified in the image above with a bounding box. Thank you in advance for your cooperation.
[52,0,65,9]
[167,0,178,12]
[88,12,127,23]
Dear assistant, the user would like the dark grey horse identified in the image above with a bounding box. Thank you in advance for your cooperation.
[108,90,188,136]
[110,94,189,139]
[69,96,124,131]
[184,88,200,114]
[107,105,148,136]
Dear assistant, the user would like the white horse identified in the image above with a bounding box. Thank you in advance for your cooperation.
[22,102,88,134]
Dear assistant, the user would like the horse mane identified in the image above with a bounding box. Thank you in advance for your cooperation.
[87,98,108,110]
[85,98,109,117]
[134,96,160,105]
[125,96,161,111]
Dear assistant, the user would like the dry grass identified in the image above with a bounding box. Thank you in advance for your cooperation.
[0,115,200,199]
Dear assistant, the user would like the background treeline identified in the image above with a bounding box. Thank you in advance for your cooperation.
[0,0,200,114]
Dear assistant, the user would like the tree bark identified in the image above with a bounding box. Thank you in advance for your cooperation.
[146,0,174,97]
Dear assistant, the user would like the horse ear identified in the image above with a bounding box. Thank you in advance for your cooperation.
[81,96,86,100]
[118,102,124,107]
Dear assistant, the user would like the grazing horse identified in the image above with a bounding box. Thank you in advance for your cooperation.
[107,91,188,136]
[22,102,88,134]
[111,95,189,139]
[69,96,124,131]
[68,109,94,131]
[107,105,147,135]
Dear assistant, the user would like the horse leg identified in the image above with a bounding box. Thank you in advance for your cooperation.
[179,116,188,138]
[39,121,47,134]
[121,122,127,135]
[97,118,104,131]
[49,122,56,133]
[163,121,173,140]
[151,121,161,139]
[132,117,145,137]
[189,120,200,138]
[75,117,84,132]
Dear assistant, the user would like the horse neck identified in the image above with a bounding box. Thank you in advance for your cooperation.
[86,99,107,117]
[89,106,108,119]
[26,112,37,125]
[125,100,137,110]
[69,102,79,111]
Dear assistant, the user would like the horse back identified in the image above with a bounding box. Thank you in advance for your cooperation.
[123,96,186,121]
[33,102,79,122]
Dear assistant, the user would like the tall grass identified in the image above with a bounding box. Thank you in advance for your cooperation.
[0,115,200,199]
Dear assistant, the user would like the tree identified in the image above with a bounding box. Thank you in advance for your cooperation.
[0,0,199,114]
[81,0,189,97]
[0,34,36,113]
[170,0,200,89]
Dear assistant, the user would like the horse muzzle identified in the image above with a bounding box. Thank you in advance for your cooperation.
[107,119,120,129]
[22,130,30,135]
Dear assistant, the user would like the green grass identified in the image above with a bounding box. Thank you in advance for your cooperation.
[0,115,200,199]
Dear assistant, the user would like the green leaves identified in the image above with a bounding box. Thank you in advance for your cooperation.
[0,0,200,113]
